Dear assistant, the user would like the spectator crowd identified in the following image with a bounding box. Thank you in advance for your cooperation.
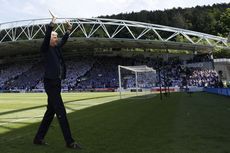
[0,56,221,91]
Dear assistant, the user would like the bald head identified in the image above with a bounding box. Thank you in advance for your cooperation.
[50,31,58,47]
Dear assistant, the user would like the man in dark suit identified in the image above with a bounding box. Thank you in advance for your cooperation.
[33,14,81,150]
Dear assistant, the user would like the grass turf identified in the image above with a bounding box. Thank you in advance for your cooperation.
[0,92,230,153]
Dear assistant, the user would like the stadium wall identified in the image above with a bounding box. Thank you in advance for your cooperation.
[204,88,230,96]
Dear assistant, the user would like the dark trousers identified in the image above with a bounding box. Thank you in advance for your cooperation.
[34,78,74,144]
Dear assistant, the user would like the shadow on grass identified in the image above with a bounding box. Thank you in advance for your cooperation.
[0,95,118,116]
[0,93,230,153]
[0,94,164,153]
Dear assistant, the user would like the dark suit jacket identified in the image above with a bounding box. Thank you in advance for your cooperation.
[41,23,69,80]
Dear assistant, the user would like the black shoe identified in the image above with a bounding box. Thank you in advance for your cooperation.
[66,142,82,150]
[33,139,48,145]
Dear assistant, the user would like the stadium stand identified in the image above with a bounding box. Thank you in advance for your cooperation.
[0,62,34,90]
[0,55,221,91]
[3,63,43,91]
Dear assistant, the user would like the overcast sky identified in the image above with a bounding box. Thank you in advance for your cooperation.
[0,0,229,23]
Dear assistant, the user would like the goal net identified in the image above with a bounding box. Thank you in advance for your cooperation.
[118,65,157,99]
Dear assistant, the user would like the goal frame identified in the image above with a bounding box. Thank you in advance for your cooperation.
[118,65,156,99]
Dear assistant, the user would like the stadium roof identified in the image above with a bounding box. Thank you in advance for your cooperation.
[0,18,229,57]
[0,38,215,57]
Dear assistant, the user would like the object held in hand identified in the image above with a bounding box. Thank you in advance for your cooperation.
[65,19,73,31]
[49,10,57,23]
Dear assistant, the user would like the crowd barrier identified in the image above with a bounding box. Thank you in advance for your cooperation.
[204,88,230,96]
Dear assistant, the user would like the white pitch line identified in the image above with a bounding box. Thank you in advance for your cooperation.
[0,115,43,126]
[0,96,118,126]
[0,94,154,126]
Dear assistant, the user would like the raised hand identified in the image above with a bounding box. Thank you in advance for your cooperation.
[65,19,73,31]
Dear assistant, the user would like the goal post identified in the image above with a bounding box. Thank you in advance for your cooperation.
[118,65,156,99]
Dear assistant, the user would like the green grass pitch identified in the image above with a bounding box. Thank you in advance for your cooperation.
[0,92,230,153]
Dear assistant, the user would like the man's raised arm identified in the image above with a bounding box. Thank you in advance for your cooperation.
[57,20,72,48]
[40,12,57,52]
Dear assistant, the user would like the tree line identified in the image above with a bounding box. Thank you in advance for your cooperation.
[100,3,230,37]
